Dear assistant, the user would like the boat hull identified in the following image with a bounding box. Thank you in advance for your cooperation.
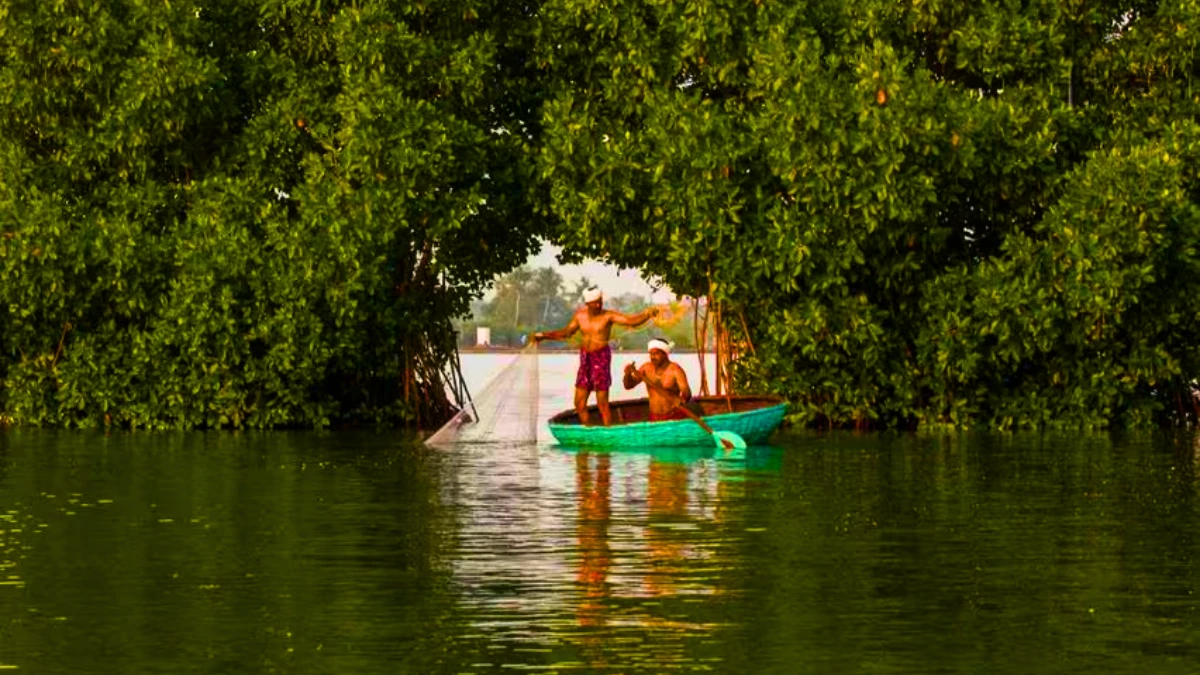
[547,396,786,449]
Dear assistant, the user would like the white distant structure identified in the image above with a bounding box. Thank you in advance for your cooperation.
[476,326,491,347]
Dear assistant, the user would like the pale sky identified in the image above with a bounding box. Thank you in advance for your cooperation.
[525,242,677,303]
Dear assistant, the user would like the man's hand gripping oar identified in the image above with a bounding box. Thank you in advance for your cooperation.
[634,369,741,450]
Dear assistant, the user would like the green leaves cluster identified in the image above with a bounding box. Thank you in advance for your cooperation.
[534,0,1200,428]
[0,0,542,428]
[3,0,1198,430]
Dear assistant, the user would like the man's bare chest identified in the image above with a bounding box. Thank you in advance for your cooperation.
[578,314,610,332]
[647,366,678,387]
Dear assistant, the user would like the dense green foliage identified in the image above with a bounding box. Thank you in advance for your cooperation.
[0,0,542,427]
[3,0,1198,429]
[534,0,1200,429]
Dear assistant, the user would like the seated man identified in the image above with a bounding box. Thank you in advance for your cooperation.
[622,338,694,421]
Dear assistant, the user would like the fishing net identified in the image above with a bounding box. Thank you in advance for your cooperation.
[425,343,540,447]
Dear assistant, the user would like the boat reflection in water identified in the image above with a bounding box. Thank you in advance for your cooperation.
[446,430,782,670]
[564,443,777,669]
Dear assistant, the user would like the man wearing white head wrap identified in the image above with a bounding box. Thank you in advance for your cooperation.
[532,287,660,426]
[623,338,693,422]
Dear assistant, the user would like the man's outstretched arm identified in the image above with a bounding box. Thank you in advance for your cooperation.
[533,315,580,342]
[610,306,660,327]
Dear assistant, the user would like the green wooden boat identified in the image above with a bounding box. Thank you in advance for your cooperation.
[547,395,787,449]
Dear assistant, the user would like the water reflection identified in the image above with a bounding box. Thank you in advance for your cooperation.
[574,452,609,628]
[573,452,611,670]
[1,427,1198,674]
[441,443,717,667]
[446,442,755,671]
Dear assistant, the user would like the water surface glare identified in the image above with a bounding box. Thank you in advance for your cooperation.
[2,425,1200,671]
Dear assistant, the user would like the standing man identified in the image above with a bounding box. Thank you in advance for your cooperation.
[622,339,694,421]
[533,287,659,426]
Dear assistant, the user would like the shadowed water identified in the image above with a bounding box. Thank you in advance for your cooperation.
[0,355,1198,673]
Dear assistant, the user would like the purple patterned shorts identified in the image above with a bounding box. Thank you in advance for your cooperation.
[575,346,613,392]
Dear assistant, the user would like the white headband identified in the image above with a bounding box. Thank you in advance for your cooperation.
[582,287,603,303]
[647,339,671,354]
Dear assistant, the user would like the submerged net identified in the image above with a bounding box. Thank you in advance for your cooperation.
[425,343,540,447]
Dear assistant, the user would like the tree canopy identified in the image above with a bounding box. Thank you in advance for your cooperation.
[2,0,1197,429]
[533,0,1200,429]
[0,0,545,428]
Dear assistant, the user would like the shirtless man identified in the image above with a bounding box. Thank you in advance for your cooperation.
[533,287,659,425]
[621,338,694,421]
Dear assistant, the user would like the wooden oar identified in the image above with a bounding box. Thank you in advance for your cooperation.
[637,372,745,450]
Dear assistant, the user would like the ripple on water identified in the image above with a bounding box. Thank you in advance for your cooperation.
[439,441,745,671]
[0,508,30,590]
[3,427,1200,674]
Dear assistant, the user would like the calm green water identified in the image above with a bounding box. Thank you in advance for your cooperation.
[1,430,1198,674]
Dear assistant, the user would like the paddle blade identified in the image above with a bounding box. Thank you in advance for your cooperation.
[713,430,747,450]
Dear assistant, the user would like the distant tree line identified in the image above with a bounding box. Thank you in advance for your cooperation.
[454,266,695,350]
[2,0,1198,429]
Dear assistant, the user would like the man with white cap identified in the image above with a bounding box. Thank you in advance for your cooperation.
[622,338,694,421]
[532,287,659,426]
